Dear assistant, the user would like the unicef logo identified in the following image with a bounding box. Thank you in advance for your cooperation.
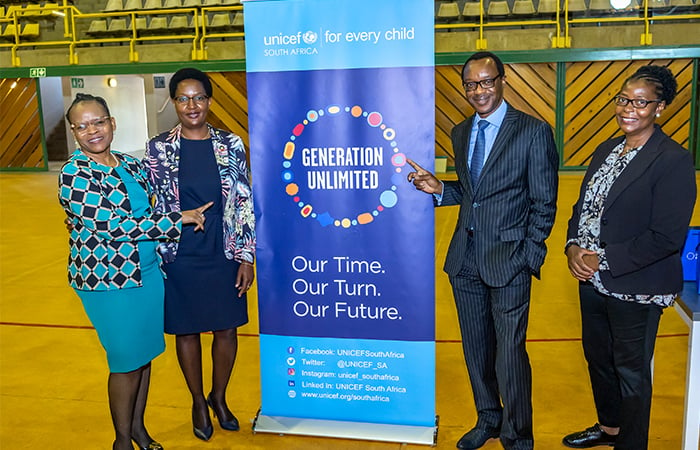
[302,30,317,45]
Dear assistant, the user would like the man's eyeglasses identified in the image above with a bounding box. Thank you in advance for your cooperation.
[613,96,660,109]
[463,74,502,92]
[174,95,209,105]
[71,116,111,134]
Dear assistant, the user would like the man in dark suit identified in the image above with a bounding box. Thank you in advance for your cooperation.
[407,51,559,450]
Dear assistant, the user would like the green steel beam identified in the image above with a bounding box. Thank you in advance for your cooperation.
[36,78,49,172]
[555,61,567,171]
[0,59,247,78]
[435,45,700,66]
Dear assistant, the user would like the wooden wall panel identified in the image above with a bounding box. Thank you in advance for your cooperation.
[435,62,557,168]
[563,59,693,167]
[207,71,249,147]
[1,60,693,172]
[190,60,695,171]
[0,78,46,169]
[506,62,557,127]
[435,65,469,163]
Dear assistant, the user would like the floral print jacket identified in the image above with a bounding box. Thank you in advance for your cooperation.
[143,123,256,264]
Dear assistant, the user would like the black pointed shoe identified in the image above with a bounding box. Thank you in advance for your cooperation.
[562,423,617,448]
[456,425,500,449]
[207,393,240,431]
[192,404,213,441]
[193,423,213,442]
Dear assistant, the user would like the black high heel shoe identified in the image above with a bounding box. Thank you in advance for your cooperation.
[207,393,240,431]
[192,405,213,441]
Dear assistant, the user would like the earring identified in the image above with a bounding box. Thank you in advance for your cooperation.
[656,113,660,118]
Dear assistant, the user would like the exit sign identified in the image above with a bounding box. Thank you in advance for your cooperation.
[71,78,84,88]
[29,67,46,78]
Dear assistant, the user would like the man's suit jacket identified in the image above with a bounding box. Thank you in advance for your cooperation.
[567,125,696,296]
[441,104,559,287]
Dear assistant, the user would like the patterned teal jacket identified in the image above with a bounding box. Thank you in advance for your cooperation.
[58,150,183,291]
[143,123,256,264]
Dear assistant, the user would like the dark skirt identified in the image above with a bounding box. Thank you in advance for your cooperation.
[163,137,248,335]
[164,247,248,334]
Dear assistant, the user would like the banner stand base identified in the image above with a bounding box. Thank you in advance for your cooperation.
[252,409,438,446]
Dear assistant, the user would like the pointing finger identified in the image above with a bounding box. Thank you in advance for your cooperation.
[197,201,214,213]
[406,158,426,173]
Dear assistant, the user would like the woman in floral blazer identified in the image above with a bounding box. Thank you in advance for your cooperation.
[144,123,255,266]
[143,68,255,441]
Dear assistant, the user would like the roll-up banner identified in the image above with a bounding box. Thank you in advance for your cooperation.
[245,0,436,444]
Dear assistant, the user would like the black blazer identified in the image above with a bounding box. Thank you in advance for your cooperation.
[567,125,697,296]
[441,104,559,287]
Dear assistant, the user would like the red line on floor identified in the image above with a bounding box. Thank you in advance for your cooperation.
[0,321,95,330]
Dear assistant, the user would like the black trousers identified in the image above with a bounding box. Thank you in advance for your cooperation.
[449,245,533,450]
[579,282,663,450]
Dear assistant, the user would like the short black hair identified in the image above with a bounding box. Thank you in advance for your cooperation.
[65,93,111,123]
[461,51,505,81]
[624,64,677,105]
[169,67,213,99]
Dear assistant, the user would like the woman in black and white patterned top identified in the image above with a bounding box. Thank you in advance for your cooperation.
[562,65,697,450]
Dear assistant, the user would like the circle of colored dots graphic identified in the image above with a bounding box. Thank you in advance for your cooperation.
[282,105,406,228]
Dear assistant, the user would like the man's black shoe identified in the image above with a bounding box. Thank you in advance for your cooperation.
[562,423,617,448]
[456,425,500,449]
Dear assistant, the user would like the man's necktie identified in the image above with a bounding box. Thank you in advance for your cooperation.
[470,120,489,187]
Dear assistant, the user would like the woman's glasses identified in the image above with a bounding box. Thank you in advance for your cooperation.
[613,96,660,109]
[174,95,209,105]
[71,116,111,134]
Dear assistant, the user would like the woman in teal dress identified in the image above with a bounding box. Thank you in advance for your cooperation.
[58,94,211,450]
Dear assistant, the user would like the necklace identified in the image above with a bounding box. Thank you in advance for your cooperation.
[86,152,118,167]
[181,129,211,140]
[621,140,643,156]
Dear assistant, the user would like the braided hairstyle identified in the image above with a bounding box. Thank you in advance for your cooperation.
[65,93,111,123]
[624,65,678,105]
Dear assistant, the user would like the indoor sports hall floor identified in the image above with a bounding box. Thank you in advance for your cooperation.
[1,170,698,449]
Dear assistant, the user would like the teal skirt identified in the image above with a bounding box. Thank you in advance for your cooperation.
[76,240,165,373]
